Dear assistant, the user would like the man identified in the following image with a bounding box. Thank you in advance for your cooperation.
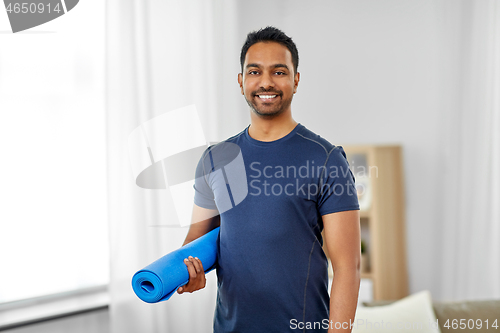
[178,26,361,333]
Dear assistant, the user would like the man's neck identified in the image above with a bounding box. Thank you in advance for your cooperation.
[248,112,298,142]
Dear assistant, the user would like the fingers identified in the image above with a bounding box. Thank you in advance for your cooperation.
[191,257,203,274]
[177,256,206,294]
[196,257,205,271]
[177,257,195,294]
[185,257,198,279]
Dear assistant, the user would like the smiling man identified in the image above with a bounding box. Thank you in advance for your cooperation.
[180,26,361,333]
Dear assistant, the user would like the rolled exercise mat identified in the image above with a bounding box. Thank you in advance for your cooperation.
[132,227,219,303]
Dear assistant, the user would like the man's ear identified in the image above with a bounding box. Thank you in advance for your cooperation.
[237,73,244,95]
[293,72,300,94]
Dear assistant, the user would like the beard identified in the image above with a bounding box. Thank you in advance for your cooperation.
[244,88,293,118]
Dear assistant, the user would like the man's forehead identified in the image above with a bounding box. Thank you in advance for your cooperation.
[244,41,293,66]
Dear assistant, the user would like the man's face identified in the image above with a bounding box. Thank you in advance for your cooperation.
[238,42,299,118]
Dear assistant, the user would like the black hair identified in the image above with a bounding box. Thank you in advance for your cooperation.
[240,26,299,75]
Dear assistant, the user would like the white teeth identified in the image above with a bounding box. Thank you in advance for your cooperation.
[258,95,276,99]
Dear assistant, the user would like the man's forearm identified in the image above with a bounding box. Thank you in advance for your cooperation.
[328,267,360,332]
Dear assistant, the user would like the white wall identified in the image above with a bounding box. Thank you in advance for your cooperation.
[234,0,454,299]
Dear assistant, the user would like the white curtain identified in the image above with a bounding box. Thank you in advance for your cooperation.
[105,1,243,332]
[437,0,500,300]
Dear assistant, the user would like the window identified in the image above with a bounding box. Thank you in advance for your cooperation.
[0,1,108,303]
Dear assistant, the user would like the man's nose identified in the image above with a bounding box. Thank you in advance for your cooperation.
[259,71,274,89]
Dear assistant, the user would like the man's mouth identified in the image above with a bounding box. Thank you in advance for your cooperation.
[255,94,279,101]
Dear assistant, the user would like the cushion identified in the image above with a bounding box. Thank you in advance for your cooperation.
[352,290,441,333]
[363,300,396,307]
[364,298,500,332]
[433,300,500,332]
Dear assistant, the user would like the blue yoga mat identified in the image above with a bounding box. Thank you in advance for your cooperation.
[132,227,219,303]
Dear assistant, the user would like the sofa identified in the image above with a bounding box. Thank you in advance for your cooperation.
[351,290,500,332]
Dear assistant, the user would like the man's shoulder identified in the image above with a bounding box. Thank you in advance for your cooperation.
[295,123,337,156]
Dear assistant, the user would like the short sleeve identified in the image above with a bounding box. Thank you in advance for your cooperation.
[193,147,218,210]
[317,146,360,216]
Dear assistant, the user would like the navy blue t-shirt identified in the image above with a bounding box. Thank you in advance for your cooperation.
[193,123,359,333]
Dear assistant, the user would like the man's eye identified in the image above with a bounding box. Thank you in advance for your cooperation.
[248,70,259,75]
[275,71,286,75]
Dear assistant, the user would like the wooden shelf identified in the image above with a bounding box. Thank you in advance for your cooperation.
[360,210,371,219]
[323,145,408,301]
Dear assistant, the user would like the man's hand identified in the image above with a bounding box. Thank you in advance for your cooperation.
[177,256,206,294]
[178,204,219,294]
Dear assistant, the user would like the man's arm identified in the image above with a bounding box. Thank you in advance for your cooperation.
[323,210,361,332]
[177,204,220,294]
[182,203,220,246]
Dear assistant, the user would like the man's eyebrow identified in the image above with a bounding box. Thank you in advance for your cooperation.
[272,64,289,71]
[246,63,261,69]
[245,63,290,70]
